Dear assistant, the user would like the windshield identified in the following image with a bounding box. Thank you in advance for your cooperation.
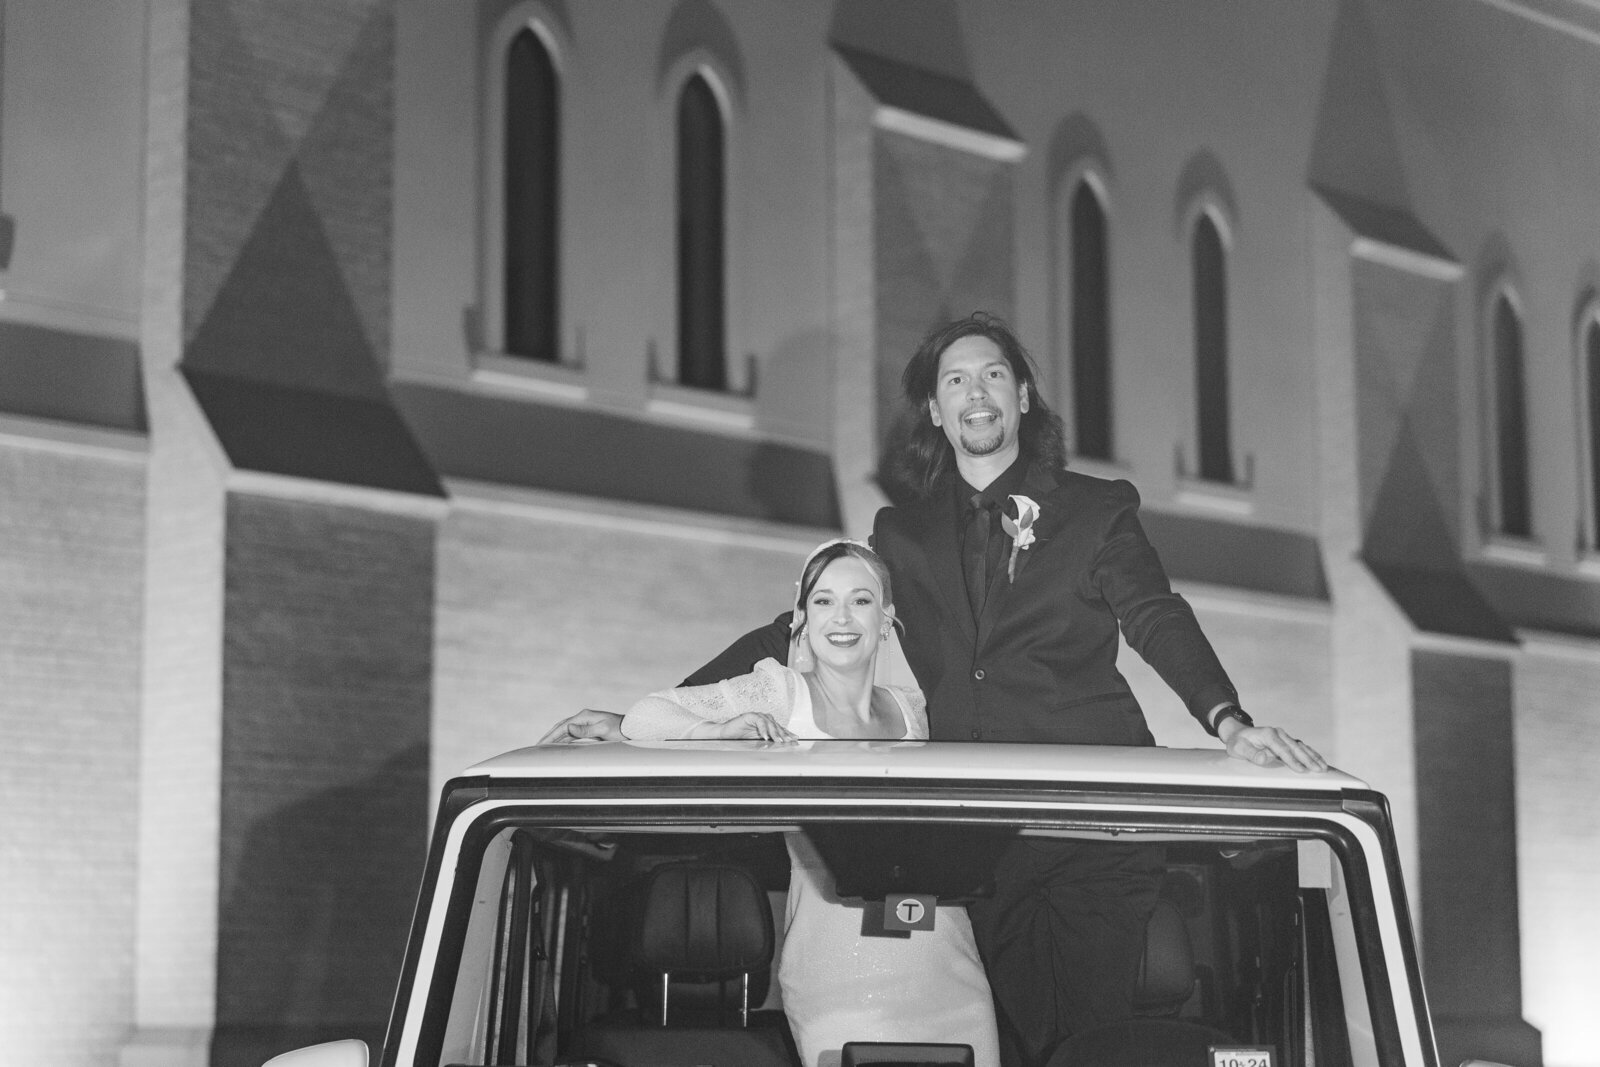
[406,804,1400,1067]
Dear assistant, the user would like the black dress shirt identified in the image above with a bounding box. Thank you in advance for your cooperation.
[957,456,1030,619]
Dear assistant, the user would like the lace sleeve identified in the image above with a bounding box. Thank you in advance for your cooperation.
[622,659,796,740]
[887,686,930,740]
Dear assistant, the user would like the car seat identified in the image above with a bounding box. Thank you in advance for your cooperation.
[566,861,797,1067]
[1045,898,1234,1067]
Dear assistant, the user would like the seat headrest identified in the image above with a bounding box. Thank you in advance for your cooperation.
[636,862,774,978]
[1133,899,1196,1016]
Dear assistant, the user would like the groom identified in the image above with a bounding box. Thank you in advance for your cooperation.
[678,313,1323,1066]
[690,312,1318,762]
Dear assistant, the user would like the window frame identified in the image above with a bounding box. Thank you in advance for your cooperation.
[1171,189,1254,514]
[654,58,752,400]
[500,22,562,364]
[1575,299,1600,563]
[673,70,729,393]
[0,1,12,270]
[394,792,1425,1067]
[1191,205,1236,486]
[480,5,572,370]
[1479,282,1537,548]
[647,49,754,420]
[1055,169,1116,465]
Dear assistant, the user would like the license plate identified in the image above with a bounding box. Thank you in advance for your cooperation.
[1209,1047,1275,1067]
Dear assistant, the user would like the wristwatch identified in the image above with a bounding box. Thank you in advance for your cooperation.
[1211,704,1254,737]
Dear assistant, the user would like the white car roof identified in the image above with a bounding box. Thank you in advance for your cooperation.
[464,740,1367,793]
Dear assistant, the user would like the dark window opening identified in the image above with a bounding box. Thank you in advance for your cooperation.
[1586,320,1600,547]
[504,28,560,362]
[676,74,727,391]
[1193,215,1233,484]
[1492,295,1530,538]
[1070,182,1112,461]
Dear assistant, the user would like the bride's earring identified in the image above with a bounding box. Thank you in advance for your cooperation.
[792,623,816,673]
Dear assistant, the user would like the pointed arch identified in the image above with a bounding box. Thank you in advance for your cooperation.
[1192,210,1234,484]
[1046,116,1116,463]
[1176,151,1242,486]
[1066,177,1113,460]
[654,3,748,398]
[482,3,570,364]
[503,25,560,361]
[1577,297,1600,551]
[675,70,727,391]
[1485,287,1531,538]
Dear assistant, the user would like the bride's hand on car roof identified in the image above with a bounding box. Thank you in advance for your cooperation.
[538,708,626,745]
[714,711,798,743]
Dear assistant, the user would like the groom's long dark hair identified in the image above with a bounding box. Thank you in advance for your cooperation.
[889,313,1067,500]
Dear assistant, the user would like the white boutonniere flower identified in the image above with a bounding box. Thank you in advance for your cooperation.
[1000,494,1041,582]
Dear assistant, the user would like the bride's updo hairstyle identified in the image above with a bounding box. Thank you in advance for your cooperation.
[790,539,896,643]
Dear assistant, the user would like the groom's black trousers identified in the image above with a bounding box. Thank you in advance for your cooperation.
[967,838,1165,1067]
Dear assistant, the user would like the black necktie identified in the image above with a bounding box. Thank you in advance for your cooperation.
[963,493,993,618]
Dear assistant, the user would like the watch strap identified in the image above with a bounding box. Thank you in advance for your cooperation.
[1212,705,1254,736]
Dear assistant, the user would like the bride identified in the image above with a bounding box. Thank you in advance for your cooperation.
[549,539,1001,1067]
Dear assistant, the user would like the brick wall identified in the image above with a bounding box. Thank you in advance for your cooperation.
[1515,642,1600,1066]
[0,443,144,1063]
[212,491,434,1067]
[1413,648,1542,1067]
[432,493,826,788]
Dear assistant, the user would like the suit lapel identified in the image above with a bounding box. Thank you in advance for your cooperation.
[1011,468,1070,584]
[975,468,1065,646]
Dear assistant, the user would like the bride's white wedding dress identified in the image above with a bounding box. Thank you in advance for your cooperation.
[623,659,1002,1067]
[778,828,1001,1067]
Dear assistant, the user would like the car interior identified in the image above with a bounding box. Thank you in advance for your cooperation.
[425,818,1383,1067]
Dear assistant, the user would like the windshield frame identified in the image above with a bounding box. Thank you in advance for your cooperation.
[382,776,1433,1067]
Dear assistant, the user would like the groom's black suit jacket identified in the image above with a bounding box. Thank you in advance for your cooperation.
[878,465,1235,743]
[686,466,1238,745]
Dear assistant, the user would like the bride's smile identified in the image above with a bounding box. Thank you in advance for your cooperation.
[803,556,891,667]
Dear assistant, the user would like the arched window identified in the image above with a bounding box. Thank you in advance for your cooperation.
[1490,294,1531,538]
[503,27,560,362]
[676,73,726,391]
[1069,180,1112,461]
[1192,213,1233,483]
[1584,317,1600,549]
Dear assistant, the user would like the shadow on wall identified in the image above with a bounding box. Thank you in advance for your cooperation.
[212,743,430,1067]
[746,440,844,528]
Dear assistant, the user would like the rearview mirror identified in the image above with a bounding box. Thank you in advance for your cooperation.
[261,1039,366,1067]
[805,824,1016,901]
